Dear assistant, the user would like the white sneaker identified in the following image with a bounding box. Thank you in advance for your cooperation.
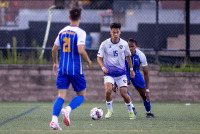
[129,112,136,120]
[105,110,113,119]
[50,121,62,130]
[61,108,70,126]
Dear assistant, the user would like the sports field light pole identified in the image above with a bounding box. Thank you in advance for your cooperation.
[39,5,56,60]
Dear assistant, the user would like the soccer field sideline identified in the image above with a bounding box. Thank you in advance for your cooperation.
[0,102,200,134]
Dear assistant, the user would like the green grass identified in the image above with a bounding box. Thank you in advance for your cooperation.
[0,102,200,134]
[160,65,200,72]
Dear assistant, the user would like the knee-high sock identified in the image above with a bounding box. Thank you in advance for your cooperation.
[52,97,64,117]
[143,99,151,112]
[127,90,135,107]
[68,95,84,110]
[106,100,113,112]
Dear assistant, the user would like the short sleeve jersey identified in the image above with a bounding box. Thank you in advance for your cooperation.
[126,48,148,74]
[97,38,131,77]
[54,25,86,75]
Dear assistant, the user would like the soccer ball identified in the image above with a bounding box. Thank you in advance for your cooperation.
[90,107,103,120]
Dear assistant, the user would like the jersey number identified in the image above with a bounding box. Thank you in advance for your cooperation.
[113,51,118,57]
[63,37,71,52]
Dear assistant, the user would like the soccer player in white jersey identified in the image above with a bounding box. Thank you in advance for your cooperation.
[50,7,92,130]
[97,22,136,120]
[126,38,156,118]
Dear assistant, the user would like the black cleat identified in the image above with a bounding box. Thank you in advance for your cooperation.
[132,107,137,115]
[146,113,156,118]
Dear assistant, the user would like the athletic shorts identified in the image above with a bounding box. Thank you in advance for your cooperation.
[129,73,146,89]
[104,75,127,88]
[56,73,86,92]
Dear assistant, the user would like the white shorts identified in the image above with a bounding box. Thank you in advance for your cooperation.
[104,75,128,88]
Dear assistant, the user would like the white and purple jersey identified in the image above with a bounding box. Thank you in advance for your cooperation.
[54,25,86,75]
[97,38,131,77]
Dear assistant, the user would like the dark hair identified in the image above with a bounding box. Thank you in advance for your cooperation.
[110,22,121,29]
[69,7,82,21]
[127,38,138,46]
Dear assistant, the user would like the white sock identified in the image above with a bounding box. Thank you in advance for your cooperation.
[146,111,151,114]
[65,106,72,113]
[52,115,58,123]
[106,100,113,112]
[126,102,133,112]
[131,103,135,108]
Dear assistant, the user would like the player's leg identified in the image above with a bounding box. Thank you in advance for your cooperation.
[116,75,136,120]
[137,88,156,118]
[127,90,137,115]
[50,89,66,130]
[61,74,86,126]
[126,75,137,115]
[104,76,114,119]
[50,74,70,130]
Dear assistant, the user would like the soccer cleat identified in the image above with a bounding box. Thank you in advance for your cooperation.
[146,113,156,118]
[61,108,71,126]
[50,121,62,130]
[129,112,136,120]
[132,107,137,115]
[105,110,113,119]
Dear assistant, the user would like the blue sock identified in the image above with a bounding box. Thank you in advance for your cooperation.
[68,95,84,110]
[143,99,151,112]
[52,97,64,117]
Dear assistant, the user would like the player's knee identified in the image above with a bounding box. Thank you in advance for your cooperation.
[105,89,112,95]
[120,92,127,97]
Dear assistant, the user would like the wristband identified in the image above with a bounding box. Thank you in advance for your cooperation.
[146,89,150,92]
[102,67,105,70]
[130,67,133,71]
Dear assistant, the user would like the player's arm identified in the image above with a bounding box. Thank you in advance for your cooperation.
[142,65,149,89]
[78,45,92,68]
[126,55,135,78]
[97,56,108,74]
[97,42,108,74]
[52,44,60,75]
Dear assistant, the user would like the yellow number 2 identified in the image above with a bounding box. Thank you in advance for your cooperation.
[63,37,71,52]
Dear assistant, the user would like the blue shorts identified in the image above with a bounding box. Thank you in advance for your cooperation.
[56,73,86,92]
[127,73,146,89]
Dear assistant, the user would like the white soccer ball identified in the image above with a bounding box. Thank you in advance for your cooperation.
[90,107,103,120]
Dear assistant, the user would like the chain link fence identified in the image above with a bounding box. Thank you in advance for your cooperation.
[0,0,200,65]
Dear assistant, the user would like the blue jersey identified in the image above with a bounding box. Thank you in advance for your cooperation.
[126,49,148,89]
[54,25,86,75]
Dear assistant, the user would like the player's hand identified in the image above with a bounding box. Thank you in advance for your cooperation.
[130,70,135,78]
[145,89,150,102]
[112,82,118,93]
[102,67,108,74]
[53,63,59,75]
[87,60,92,68]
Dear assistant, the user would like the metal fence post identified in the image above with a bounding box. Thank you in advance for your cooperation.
[185,0,190,64]
[155,0,159,64]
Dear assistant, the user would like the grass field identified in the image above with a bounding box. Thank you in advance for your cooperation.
[0,102,200,134]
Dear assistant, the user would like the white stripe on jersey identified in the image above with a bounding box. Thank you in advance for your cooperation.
[79,55,83,74]
[135,48,148,67]
[72,31,75,75]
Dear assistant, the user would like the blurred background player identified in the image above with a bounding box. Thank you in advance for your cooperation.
[126,38,156,118]
[50,6,92,130]
[97,22,136,120]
